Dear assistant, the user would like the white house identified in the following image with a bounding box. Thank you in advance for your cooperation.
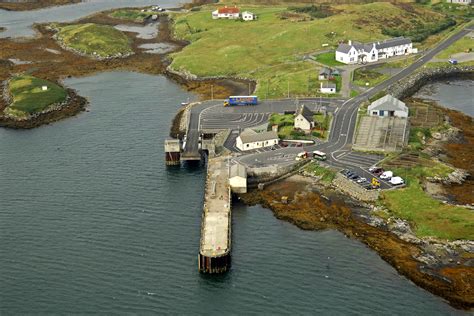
[229,163,247,194]
[236,129,279,151]
[242,11,256,21]
[336,37,413,64]
[294,104,314,133]
[447,0,472,4]
[212,6,240,19]
[320,82,336,94]
[368,94,408,118]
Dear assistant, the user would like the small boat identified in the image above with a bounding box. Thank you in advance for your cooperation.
[181,98,190,106]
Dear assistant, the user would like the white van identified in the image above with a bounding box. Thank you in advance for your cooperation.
[380,171,393,180]
[390,176,404,185]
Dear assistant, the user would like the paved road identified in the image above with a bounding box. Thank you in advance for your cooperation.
[184,23,474,170]
[182,98,342,159]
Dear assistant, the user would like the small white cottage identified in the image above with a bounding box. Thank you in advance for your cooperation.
[236,129,279,151]
[229,163,247,194]
[294,104,314,133]
[242,11,256,21]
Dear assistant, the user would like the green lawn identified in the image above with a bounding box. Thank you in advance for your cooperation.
[314,51,344,67]
[56,23,133,58]
[269,113,294,127]
[353,68,389,87]
[170,3,446,99]
[436,36,474,59]
[109,9,156,22]
[304,162,336,184]
[381,177,473,240]
[6,75,67,116]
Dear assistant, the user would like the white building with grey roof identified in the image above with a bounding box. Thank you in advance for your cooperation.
[294,104,315,132]
[335,37,413,64]
[236,129,279,151]
[368,94,408,118]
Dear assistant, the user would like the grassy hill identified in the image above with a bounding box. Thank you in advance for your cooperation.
[6,75,67,116]
[169,3,448,98]
[55,23,133,58]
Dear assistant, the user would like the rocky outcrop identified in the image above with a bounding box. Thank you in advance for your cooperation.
[0,88,88,129]
[388,65,474,100]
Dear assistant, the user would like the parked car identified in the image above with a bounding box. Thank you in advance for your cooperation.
[380,171,393,180]
[295,151,308,161]
[448,58,458,65]
[349,174,359,180]
[356,177,367,183]
[370,167,384,175]
[390,176,405,186]
[280,142,288,147]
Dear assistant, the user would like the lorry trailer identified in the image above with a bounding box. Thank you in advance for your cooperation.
[224,96,258,106]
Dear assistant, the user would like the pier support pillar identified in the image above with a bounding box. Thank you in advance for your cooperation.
[198,253,231,274]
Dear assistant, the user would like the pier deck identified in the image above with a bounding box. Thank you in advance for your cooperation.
[199,157,231,273]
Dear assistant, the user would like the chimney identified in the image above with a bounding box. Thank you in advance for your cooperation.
[348,40,352,46]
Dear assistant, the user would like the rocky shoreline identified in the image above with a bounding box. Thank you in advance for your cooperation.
[240,174,474,310]
[0,87,87,128]
[0,0,81,11]
[0,10,252,129]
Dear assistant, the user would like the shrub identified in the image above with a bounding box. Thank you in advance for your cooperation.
[382,18,456,42]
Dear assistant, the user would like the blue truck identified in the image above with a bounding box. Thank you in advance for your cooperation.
[224,96,258,107]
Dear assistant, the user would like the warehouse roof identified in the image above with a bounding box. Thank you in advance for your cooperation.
[368,94,408,112]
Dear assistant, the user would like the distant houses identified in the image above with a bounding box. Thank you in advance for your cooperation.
[368,94,408,118]
[336,37,415,64]
[294,104,315,133]
[447,0,472,4]
[212,6,256,21]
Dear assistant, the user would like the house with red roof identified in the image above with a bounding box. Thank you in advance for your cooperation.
[212,6,240,19]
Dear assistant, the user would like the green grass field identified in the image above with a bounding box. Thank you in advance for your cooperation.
[6,75,67,115]
[170,3,447,99]
[56,23,133,58]
[109,9,156,22]
[314,51,344,67]
[436,36,474,59]
[304,162,336,183]
[353,68,389,87]
[381,176,473,240]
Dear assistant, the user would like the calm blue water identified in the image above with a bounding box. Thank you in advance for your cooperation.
[0,72,466,314]
[415,79,474,117]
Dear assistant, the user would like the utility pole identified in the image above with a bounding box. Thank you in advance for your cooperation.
[248,82,251,95]
[211,85,214,100]
[287,80,290,99]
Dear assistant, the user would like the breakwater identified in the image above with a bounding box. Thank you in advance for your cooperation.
[388,65,474,99]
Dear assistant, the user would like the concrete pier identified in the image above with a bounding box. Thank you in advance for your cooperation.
[164,139,181,166]
[198,157,232,274]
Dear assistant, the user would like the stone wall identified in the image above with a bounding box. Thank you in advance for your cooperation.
[247,161,309,188]
[332,173,379,202]
[387,65,474,100]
